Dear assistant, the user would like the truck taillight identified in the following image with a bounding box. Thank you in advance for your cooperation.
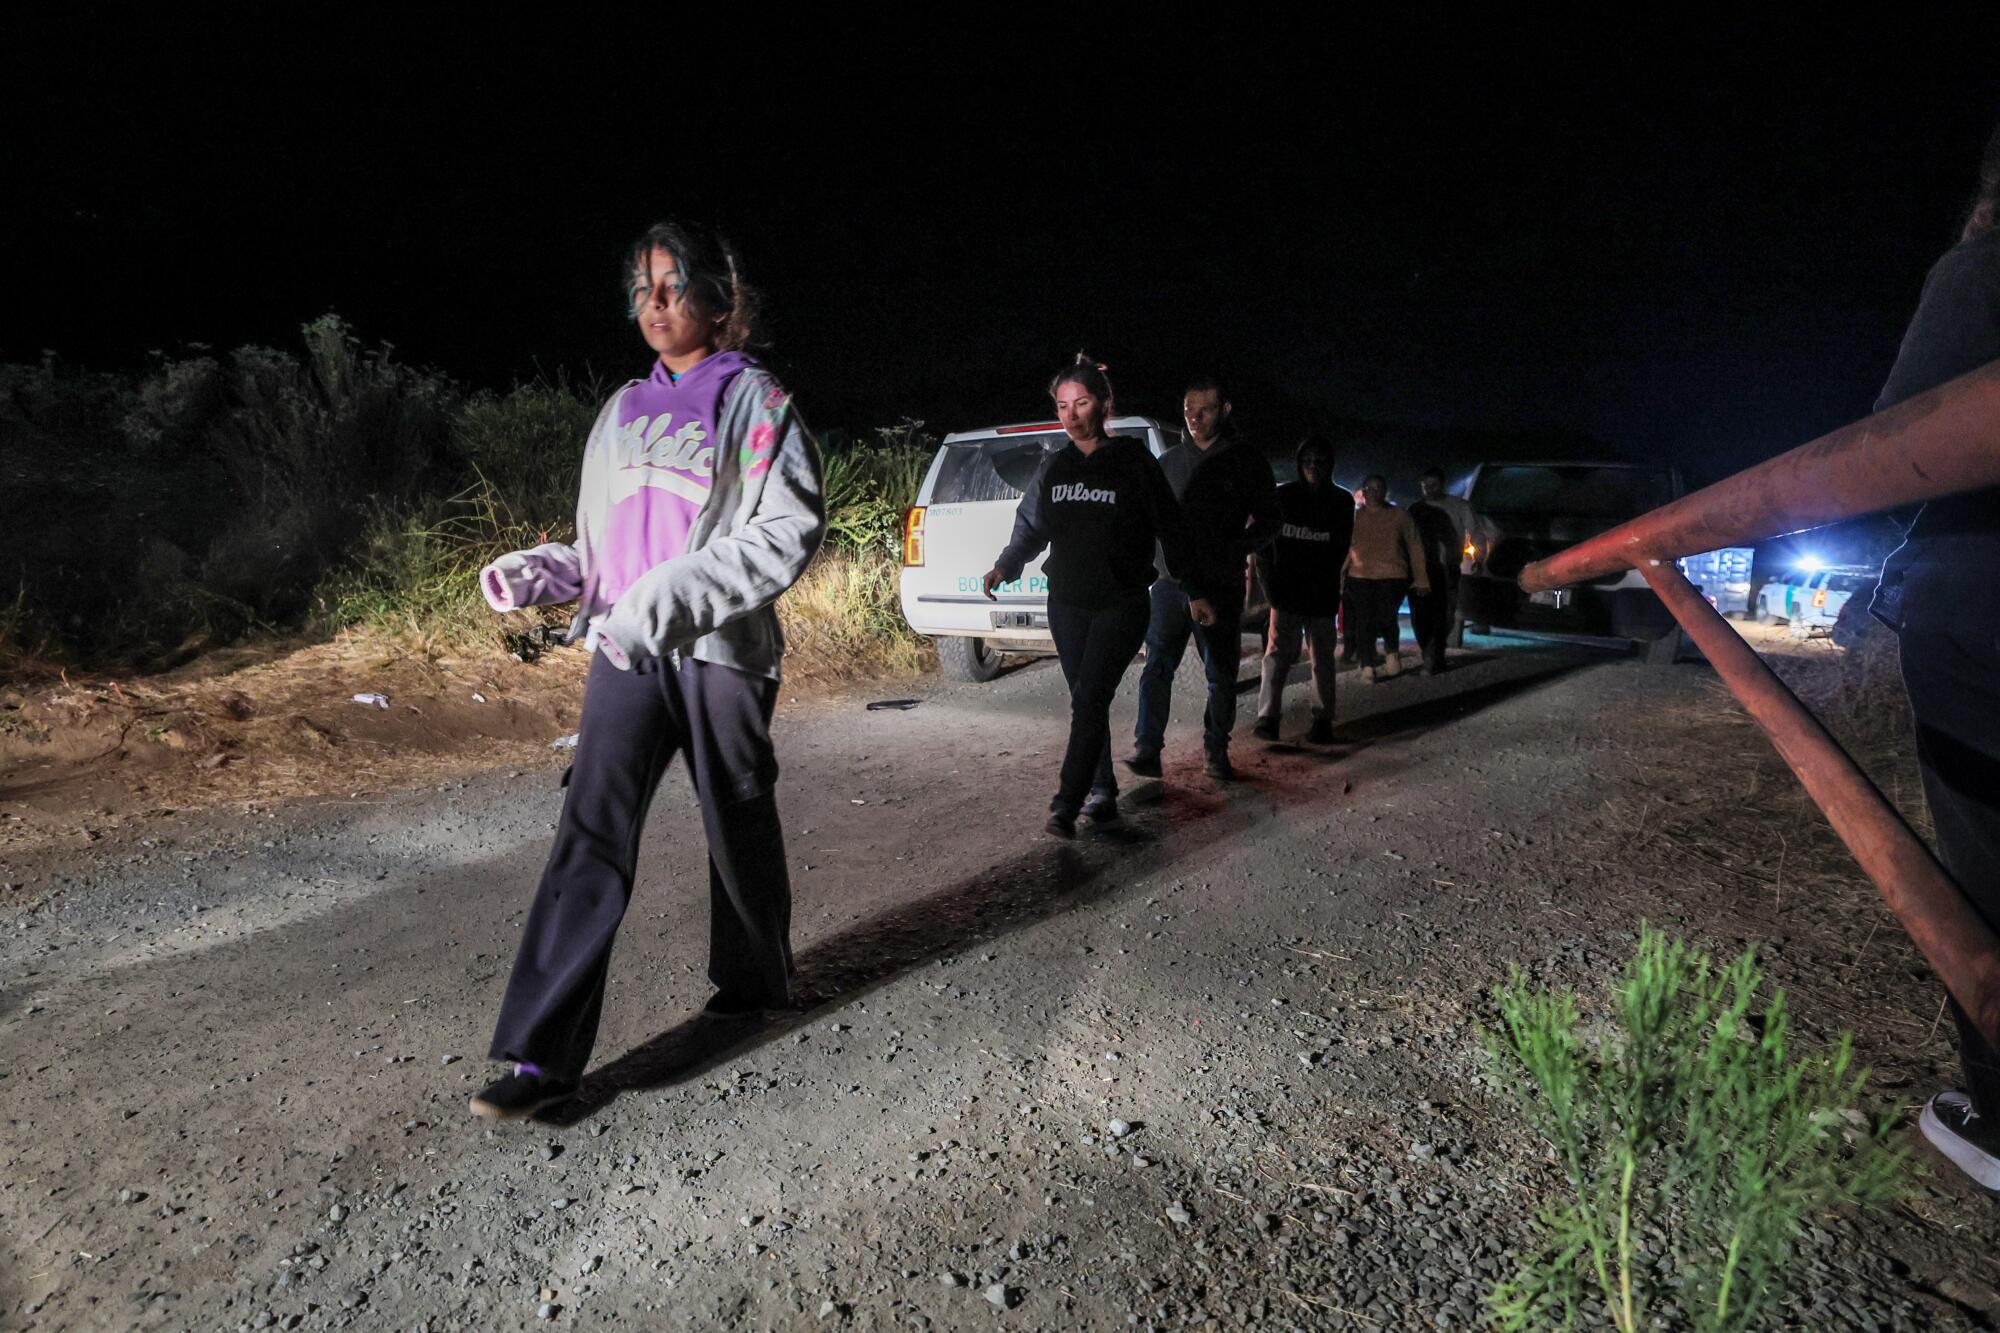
[903,507,926,566]
[1812,588,1827,607]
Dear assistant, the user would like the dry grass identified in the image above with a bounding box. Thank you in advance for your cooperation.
[776,548,936,685]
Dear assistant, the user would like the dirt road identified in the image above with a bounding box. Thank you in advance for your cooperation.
[3,635,1995,1331]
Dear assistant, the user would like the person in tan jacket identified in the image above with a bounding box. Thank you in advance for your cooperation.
[1342,475,1429,680]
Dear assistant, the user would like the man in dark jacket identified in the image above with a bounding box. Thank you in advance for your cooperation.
[1408,467,1471,675]
[1130,377,1280,781]
[1252,434,1353,744]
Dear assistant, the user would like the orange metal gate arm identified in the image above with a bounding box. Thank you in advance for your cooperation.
[1516,358,2000,1051]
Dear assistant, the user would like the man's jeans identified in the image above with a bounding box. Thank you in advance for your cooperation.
[1134,579,1243,759]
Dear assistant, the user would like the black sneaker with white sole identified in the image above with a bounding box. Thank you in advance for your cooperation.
[468,1066,579,1121]
[1920,1090,2000,1191]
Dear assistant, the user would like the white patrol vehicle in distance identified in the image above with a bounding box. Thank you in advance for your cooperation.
[898,416,1180,681]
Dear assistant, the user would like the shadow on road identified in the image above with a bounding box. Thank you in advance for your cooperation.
[550,644,1601,1122]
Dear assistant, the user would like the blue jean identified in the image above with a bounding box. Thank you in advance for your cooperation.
[1047,594,1152,816]
[1134,579,1243,758]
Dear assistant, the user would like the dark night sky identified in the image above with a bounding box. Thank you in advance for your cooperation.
[7,13,1998,487]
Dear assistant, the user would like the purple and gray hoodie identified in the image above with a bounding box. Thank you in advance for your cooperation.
[478,354,826,679]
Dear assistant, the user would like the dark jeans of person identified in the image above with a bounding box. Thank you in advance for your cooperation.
[1900,621,2000,1117]
[1346,577,1410,666]
[1410,570,1459,668]
[1134,579,1245,759]
[1257,609,1339,722]
[489,649,793,1083]
[1048,594,1152,815]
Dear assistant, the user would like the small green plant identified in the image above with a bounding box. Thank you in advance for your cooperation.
[1484,926,1906,1332]
[819,420,935,557]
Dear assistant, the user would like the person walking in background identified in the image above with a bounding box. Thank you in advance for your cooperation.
[1251,434,1353,744]
[1340,482,1371,664]
[985,356,1209,839]
[1869,123,2000,1193]
[1408,467,1471,673]
[1342,474,1429,681]
[468,221,826,1121]
[1129,377,1279,782]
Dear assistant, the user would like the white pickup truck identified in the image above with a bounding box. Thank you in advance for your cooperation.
[897,416,1181,680]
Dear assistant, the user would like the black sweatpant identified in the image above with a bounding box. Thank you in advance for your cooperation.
[1048,594,1151,816]
[1410,569,1458,669]
[1346,577,1410,667]
[1900,622,2000,1116]
[488,649,793,1083]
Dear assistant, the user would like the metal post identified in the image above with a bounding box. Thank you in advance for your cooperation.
[1638,559,2000,1050]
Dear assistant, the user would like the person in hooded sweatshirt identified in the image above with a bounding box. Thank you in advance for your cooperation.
[985,356,1209,839]
[1251,434,1354,744]
[466,221,825,1121]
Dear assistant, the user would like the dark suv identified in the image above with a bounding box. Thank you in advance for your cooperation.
[1457,460,1685,660]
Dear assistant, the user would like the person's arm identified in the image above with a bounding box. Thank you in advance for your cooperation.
[1141,452,1203,598]
[1398,513,1431,594]
[594,374,827,663]
[477,394,622,610]
[985,452,1056,596]
[1238,450,1281,556]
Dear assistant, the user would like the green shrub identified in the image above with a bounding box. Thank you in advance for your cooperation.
[820,419,934,557]
[1485,925,1906,1332]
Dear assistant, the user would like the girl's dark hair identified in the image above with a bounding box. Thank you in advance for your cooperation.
[1961,122,2000,243]
[1048,351,1113,403]
[625,220,761,351]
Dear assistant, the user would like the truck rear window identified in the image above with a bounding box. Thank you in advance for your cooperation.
[1470,465,1675,520]
[929,433,1067,503]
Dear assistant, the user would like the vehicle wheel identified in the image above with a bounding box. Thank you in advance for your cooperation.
[937,635,1005,682]
[1643,627,1683,666]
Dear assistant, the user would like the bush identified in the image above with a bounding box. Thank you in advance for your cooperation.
[1485,925,1906,1332]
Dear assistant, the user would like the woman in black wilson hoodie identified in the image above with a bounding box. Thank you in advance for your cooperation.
[1252,433,1354,744]
[985,357,1212,838]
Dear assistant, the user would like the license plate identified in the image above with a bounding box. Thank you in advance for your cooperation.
[1529,589,1570,609]
[991,610,1048,630]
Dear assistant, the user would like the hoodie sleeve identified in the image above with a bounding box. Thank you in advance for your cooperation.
[1397,512,1431,594]
[592,373,826,664]
[1142,451,1206,600]
[475,393,623,611]
[1237,448,1281,557]
[993,451,1056,583]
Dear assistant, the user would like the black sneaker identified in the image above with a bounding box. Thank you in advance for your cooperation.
[1080,793,1122,824]
[1920,1090,2000,1191]
[468,1067,579,1121]
[1044,811,1077,840]
[1203,751,1236,781]
[1124,751,1162,779]
[1251,718,1279,741]
[1305,717,1335,745]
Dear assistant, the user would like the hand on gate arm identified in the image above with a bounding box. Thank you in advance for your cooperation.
[1189,597,1217,626]
[982,568,1006,601]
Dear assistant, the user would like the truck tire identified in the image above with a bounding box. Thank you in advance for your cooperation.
[937,635,1005,682]
[1643,627,1683,666]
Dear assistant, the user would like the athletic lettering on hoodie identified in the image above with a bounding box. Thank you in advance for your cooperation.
[597,352,754,603]
[994,436,1200,609]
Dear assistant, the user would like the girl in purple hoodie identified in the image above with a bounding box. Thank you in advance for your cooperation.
[469,222,826,1120]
